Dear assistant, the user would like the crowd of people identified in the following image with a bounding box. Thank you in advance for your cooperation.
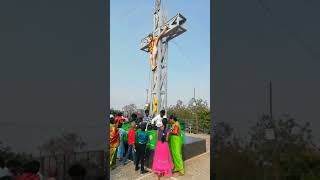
[110,109,185,179]
[0,158,103,180]
[0,159,44,180]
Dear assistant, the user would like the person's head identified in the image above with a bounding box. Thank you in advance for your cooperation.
[94,177,105,180]
[23,161,38,174]
[117,112,122,117]
[148,33,153,39]
[68,164,86,180]
[6,160,19,169]
[117,123,122,128]
[32,160,40,172]
[160,110,165,117]
[162,118,168,127]
[0,157,5,168]
[145,109,149,116]
[161,118,168,143]
[7,160,22,175]
[131,113,137,120]
[110,117,115,124]
[169,115,177,124]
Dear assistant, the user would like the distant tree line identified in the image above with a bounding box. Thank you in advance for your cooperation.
[213,113,320,180]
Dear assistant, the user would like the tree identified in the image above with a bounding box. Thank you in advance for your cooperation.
[167,98,210,133]
[0,141,32,164]
[122,104,137,117]
[213,121,234,152]
[110,108,121,115]
[188,98,210,133]
[248,113,315,179]
[176,100,183,108]
[39,132,87,157]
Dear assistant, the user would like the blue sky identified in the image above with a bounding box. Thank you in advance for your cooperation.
[110,0,210,110]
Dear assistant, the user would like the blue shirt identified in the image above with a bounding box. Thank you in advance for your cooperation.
[137,131,148,144]
[119,128,125,142]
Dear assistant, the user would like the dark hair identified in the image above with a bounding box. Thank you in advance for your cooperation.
[131,113,137,118]
[68,164,87,178]
[6,160,20,168]
[140,123,147,132]
[23,161,39,174]
[145,109,149,114]
[95,177,105,180]
[110,117,115,124]
[117,123,122,128]
[117,112,122,116]
[170,115,178,121]
[160,110,165,114]
[33,160,40,168]
[161,118,168,143]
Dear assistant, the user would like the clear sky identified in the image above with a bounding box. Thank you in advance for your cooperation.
[213,0,320,142]
[110,0,210,110]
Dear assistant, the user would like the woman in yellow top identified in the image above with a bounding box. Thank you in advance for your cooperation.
[148,25,169,71]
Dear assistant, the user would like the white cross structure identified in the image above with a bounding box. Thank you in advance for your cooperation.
[140,0,187,116]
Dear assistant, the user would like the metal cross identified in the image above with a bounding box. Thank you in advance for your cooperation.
[140,0,187,116]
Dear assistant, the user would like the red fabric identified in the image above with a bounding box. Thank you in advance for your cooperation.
[16,173,40,180]
[171,125,179,135]
[115,116,123,124]
[128,128,136,145]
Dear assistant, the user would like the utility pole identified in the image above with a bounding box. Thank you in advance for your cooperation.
[192,88,199,133]
[194,88,195,100]
[146,89,149,103]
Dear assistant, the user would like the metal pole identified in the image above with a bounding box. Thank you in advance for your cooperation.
[146,89,149,103]
[194,88,195,100]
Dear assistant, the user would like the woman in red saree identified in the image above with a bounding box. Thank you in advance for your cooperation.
[110,118,120,170]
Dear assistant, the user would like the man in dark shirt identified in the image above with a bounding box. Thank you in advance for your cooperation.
[135,123,148,174]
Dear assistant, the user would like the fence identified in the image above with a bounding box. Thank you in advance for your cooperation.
[39,150,106,180]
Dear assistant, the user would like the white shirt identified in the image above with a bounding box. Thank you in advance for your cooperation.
[37,172,43,180]
[151,114,167,127]
[0,167,10,178]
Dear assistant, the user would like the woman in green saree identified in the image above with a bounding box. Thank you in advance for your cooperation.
[169,116,185,175]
